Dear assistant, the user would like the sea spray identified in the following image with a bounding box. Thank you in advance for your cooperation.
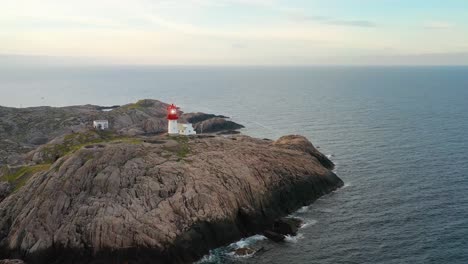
[196,235,267,264]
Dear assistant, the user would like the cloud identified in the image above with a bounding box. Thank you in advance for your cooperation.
[290,14,376,27]
[141,13,345,42]
[183,0,377,28]
[424,21,454,29]
[327,20,376,27]
[5,0,467,65]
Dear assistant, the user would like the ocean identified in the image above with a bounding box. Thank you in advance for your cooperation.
[1,66,468,263]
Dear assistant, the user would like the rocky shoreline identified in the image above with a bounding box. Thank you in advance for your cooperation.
[0,100,343,264]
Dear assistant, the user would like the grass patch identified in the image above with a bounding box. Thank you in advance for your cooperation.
[119,100,149,111]
[167,135,191,160]
[120,104,144,111]
[113,138,143,145]
[41,131,106,163]
[40,130,142,163]
[1,164,51,191]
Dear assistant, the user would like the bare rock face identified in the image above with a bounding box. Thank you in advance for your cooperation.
[263,230,285,242]
[179,112,227,124]
[191,117,244,134]
[274,135,335,170]
[0,182,10,202]
[0,134,342,264]
[272,217,303,237]
[179,113,243,134]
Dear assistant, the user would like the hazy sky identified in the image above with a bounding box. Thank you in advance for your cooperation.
[2,0,468,65]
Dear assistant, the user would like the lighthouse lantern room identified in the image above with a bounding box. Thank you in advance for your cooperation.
[167,104,179,135]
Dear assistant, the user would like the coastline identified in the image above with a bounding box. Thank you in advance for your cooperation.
[0,100,343,264]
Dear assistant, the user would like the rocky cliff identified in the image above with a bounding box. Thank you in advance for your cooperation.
[0,100,343,264]
[0,133,342,264]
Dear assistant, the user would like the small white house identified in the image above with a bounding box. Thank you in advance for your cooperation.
[178,123,196,136]
[93,120,109,130]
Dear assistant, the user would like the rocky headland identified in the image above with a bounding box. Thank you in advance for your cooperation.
[0,99,242,166]
[0,100,343,264]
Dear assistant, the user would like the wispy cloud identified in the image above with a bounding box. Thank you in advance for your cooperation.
[291,14,376,27]
[183,0,377,28]
[326,20,376,27]
[424,21,454,29]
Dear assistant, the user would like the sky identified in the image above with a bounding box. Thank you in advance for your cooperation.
[1,0,468,65]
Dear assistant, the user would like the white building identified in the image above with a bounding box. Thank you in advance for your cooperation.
[93,120,109,130]
[178,123,196,136]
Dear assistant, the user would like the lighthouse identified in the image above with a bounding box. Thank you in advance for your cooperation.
[166,103,197,136]
[167,104,179,135]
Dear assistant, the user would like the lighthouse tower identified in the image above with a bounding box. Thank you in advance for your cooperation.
[167,104,179,135]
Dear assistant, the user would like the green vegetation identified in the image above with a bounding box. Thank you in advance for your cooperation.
[0,165,8,176]
[1,164,51,191]
[168,135,191,160]
[41,131,109,163]
[120,100,148,111]
[113,137,143,145]
[0,130,145,192]
[40,130,142,163]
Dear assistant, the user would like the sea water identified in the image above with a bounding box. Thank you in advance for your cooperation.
[1,65,467,263]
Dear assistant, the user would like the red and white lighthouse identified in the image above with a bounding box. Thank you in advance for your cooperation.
[167,104,179,135]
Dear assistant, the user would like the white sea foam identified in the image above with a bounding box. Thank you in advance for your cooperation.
[343,182,352,188]
[196,234,268,263]
[301,219,318,228]
[226,250,256,259]
[230,234,267,249]
[194,253,216,264]
[296,205,311,213]
[285,233,305,243]
[326,153,339,172]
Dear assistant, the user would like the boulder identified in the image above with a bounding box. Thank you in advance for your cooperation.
[263,231,285,242]
[272,217,303,236]
[28,136,49,146]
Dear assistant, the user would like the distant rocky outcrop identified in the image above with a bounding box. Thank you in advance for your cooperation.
[0,133,342,264]
[179,112,244,134]
[0,100,243,166]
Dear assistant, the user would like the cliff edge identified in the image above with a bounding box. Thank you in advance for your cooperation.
[0,134,342,263]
